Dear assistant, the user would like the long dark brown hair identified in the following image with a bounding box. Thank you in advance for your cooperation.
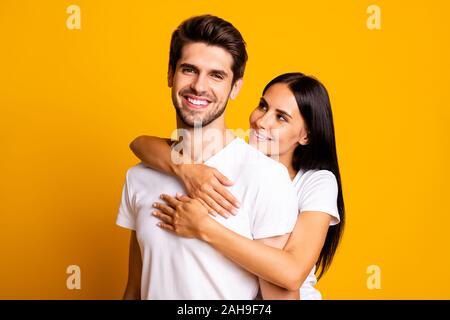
[263,73,345,280]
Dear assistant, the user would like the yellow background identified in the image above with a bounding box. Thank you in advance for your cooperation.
[1,0,449,299]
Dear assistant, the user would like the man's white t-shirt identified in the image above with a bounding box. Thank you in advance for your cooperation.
[293,169,340,300]
[116,137,298,300]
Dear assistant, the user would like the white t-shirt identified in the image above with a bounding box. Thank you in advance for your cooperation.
[292,169,340,300]
[116,137,298,300]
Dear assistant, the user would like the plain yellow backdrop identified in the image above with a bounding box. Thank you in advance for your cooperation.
[0,0,449,299]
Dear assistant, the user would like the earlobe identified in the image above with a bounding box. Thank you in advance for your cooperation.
[299,134,309,146]
[230,79,243,100]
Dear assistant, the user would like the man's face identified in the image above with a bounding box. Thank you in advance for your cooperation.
[169,42,241,127]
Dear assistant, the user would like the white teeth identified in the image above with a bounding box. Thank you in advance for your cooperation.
[254,132,271,141]
[187,97,208,106]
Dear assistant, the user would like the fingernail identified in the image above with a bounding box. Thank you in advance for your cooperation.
[152,203,157,207]
[160,194,164,199]
[235,202,241,208]
[176,192,182,197]
[232,208,238,215]
[152,211,158,216]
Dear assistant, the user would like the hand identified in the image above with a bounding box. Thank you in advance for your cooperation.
[152,193,213,239]
[174,163,240,218]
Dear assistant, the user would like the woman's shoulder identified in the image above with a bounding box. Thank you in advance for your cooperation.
[297,169,337,187]
[296,169,340,224]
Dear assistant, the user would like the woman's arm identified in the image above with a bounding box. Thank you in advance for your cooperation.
[203,213,330,291]
[130,135,240,217]
[130,135,178,176]
[154,194,332,291]
[256,234,300,299]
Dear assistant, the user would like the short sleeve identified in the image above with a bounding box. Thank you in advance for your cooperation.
[251,167,299,239]
[116,170,137,230]
[298,170,340,226]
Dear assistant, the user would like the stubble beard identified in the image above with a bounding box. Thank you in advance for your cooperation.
[173,91,229,128]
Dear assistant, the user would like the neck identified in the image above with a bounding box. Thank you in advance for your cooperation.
[175,116,235,163]
[278,150,298,181]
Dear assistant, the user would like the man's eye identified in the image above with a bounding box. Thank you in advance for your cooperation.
[212,73,223,80]
[183,68,195,74]
[258,104,267,111]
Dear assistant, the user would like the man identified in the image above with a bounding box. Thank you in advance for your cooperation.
[116,15,299,299]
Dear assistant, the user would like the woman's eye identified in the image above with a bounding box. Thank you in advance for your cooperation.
[258,104,267,111]
[277,114,287,122]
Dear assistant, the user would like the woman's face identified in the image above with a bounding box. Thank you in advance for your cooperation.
[249,83,309,160]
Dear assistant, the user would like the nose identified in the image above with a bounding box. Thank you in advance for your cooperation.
[255,112,270,130]
[190,73,208,95]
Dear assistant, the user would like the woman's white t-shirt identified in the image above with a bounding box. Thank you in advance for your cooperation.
[292,169,340,300]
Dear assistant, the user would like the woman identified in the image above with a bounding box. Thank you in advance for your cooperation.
[130,73,345,299]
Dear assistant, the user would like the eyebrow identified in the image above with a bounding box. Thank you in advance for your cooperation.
[260,97,293,119]
[179,63,229,78]
[179,63,199,72]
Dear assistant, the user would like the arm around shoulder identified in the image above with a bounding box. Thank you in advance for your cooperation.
[129,135,178,176]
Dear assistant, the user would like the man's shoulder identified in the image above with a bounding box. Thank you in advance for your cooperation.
[236,141,290,179]
[124,163,174,185]
[230,141,293,193]
[126,162,154,176]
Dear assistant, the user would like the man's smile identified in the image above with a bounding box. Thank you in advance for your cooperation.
[182,94,212,110]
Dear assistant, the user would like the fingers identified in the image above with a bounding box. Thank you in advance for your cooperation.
[199,184,237,218]
[152,211,173,224]
[152,202,175,216]
[160,194,181,207]
[156,222,175,233]
[214,170,234,186]
[213,184,240,210]
[170,186,239,219]
[175,193,191,202]
[209,189,239,216]
[196,184,233,218]
[202,193,232,219]
[174,193,217,217]
[196,198,218,217]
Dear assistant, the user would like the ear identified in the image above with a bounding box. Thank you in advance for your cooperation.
[299,131,309,146]
[167,66,174,87]
[230,78,243,100]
